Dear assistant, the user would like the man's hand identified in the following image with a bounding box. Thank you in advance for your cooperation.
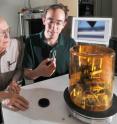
[36,58,56,77]
[2,93,29,111]
[24,58,56,80]
[7,81,21,94]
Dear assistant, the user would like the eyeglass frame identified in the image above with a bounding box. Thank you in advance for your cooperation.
[0,28,10,37]
[45,17,66,28]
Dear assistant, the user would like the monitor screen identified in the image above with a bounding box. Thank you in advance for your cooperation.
[71,17,112,46]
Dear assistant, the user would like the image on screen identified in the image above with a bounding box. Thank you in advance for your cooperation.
[72,17,112,46]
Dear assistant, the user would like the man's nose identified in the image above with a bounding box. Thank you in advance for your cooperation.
[51,23,58,30]
[4,31,9,38]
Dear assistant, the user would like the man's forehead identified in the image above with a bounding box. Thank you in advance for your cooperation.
[0,20,9,30]
[47,17,65,22]
[45,15,65,22]
[0,16,5,22]
[0,17,7,24]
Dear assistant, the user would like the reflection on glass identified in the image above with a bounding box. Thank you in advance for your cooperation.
[69,45,115,112]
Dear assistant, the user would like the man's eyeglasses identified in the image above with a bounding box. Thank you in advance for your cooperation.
[46,18,65,27]
[0,28,10,37]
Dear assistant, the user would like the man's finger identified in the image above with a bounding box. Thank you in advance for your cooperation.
[16,96,29,107]
[12,102,27,111]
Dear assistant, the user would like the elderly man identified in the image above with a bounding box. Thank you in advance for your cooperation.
[23,3,76,82]
[0,17,29,123]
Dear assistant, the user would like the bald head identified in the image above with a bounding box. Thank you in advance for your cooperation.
[0,16,6,22]
[0,16,10,52]
[0,16,9,31]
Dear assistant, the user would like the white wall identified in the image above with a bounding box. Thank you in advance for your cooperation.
[57,0,78,16]
[0,0,56,37]
[0,0,26,37]
[30,0,57,8]
[1,0,116,37]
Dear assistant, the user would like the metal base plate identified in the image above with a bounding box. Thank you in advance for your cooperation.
[64,87,117,124]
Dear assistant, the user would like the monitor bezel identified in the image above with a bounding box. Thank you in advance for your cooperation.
[71,17,112,46]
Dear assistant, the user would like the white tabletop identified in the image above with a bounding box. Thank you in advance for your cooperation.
[2,75,117,124]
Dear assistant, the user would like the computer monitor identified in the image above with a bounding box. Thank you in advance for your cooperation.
[71,17,112,46]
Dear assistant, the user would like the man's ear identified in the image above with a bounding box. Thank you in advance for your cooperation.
[63,21,67,28]
[42,16,45,25]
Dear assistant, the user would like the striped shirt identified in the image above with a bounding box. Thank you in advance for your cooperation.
[0,39,24,90]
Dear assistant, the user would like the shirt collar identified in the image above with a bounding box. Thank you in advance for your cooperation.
[0,50,6,57]
[0,39,11,57]
[40,30,64,48]
[6,39,11,53]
